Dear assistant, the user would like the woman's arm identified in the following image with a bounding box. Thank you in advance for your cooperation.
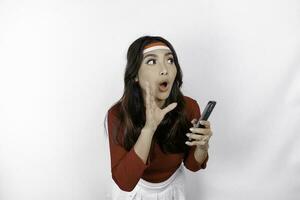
[194,145,209,164]
[107,82,177,191]
[107,111,153,192]
[183,98,209,171]
[134,127,154,164]
[184,145,209,171]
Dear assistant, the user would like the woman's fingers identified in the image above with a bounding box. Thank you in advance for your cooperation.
[162,102,177,116]
[145,81,151,109]
[191,118,197,127]
[186,133,211,141]
[149,83,156,108]
[189,127,212,135]
[185,140,207,146]
[191,119,197,124]
[185,133,211,146]
[145,81,155,109]
[145,82,177,123]
[190,119,210,129]
[187,120,213,146]
[199,120,210,128]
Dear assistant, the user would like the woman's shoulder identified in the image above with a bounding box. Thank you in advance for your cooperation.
[183,95,199,108]
[182,95,201,119]
[107,101,122,119]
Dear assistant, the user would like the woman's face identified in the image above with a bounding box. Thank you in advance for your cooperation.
[136,48,177,108]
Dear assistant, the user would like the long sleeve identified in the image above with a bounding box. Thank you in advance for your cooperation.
[106,109,150,192]
[183,99,209,171]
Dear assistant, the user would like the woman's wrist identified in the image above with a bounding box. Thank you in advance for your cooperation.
[194,146,208,164]
[143,125,157,133]
[197,143,209,151]
[142,126,155,137]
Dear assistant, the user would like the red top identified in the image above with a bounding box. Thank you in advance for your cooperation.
[106,96,209,191]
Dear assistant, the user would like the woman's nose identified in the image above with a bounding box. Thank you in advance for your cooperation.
[160,70,168,75]
[159,63,168,75]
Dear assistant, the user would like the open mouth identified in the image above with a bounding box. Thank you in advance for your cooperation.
[159,81,169,92]
[160,82,168,87]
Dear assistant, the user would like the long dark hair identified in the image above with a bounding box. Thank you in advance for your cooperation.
[105,35,191,154]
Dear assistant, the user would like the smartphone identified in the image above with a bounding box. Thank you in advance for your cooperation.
[188,100,216,142]
[195,101,217,128]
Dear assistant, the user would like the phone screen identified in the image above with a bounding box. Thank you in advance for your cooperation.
[195,101,216,128]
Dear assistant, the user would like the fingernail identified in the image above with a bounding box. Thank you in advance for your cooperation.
[186,133,190,137]
[189,128,194,131]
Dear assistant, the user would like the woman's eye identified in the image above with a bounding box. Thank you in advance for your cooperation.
[146,59,156,65]
[167,58,174,64]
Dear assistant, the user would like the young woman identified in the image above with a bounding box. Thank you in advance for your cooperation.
[104,35,213,200]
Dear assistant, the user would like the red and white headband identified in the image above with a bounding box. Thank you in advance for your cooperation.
[143,41,171,54]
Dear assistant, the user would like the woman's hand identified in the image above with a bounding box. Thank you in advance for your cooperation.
[144,81,177,132]
[185,119,213,151]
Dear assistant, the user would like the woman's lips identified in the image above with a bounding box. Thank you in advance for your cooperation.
[158,81,169,92]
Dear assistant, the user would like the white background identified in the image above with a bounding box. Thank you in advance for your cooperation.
[0,0,299,199]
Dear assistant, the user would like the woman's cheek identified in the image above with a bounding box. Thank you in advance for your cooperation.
[172,67,177,77]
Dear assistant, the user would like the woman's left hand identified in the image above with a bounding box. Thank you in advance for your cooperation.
[185,119,213,150]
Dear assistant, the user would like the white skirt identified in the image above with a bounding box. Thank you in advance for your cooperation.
[111,163,186,200]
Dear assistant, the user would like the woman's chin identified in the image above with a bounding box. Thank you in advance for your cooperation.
[155,91,170,101]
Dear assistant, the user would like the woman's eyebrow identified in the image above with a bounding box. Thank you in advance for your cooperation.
[144,54,157,59]
[165,52,173,56]
[143,52,173,59]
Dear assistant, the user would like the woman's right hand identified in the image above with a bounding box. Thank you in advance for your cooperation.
[143,81,177,133]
